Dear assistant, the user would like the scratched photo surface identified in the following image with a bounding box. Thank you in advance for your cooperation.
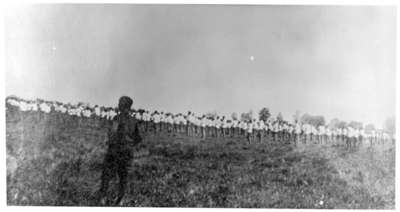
[5,4,396,208]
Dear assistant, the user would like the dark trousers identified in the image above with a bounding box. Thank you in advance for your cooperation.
[98,150,132,204]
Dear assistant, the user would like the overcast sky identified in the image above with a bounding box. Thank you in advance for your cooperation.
[5,4,396,128]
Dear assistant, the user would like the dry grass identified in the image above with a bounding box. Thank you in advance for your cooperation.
[6,109,395,208]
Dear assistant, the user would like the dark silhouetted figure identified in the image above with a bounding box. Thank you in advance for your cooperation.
[97,96,142,205]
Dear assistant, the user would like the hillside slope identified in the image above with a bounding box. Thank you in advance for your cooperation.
[6,110,395,208]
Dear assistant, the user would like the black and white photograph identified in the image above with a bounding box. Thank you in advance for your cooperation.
[4,3,397,209]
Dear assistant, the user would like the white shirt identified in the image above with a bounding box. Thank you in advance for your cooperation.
[354,129,360,138]
[30,102,38,111]
[135,113,142,120]
[273,123,280,132]
[168,115,174,124]
[60,105,67,113]
[232,120,239,128]
[94,107,101,116]
[54,104,61,112]
[188,114,195,124]
[215,118,221,129]
[264,123,269,131]
[76,107,82,117]
[160,114,165,122]
[100,110,107,118]
[68,108,75,116]
[7,99,20,107]
[337,128,343,136]
[83,109,92,117]
[306,125,313,135]
[318,126,326,135]
[258,121,265,130]
[200,117,207,127]
[247,123,253,133]
[206,119,214,127]
[295,124,302,134]
[326,128,332,136]
[179,115,187,125]
[40,103,51,113]
[153,114,160,123]
[343,128,348,136]
[18,101,28,111]
[222,120,229,128]
[240,122,247,130]
[349,128,356,138]
[109,109,117,120]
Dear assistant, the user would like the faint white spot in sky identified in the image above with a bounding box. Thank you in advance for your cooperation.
[52,46,57,51]
[250,56,255,61]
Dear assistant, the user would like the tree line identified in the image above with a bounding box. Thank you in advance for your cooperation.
[205,107,395,135]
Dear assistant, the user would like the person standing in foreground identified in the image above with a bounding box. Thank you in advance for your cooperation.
[97,96,142,205]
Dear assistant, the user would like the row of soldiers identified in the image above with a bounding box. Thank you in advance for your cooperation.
[6,96,395,148]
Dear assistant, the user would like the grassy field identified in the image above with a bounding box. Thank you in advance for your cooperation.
[6,109,395,208]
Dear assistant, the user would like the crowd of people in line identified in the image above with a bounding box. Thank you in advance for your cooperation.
[6,96,395,148]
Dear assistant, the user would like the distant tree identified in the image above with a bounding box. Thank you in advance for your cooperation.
[337,121,347,129]
[241,110,253,122]
[293,110,301,123]
[300,113,311,124]
[277,112,284,123]
[259,107,271,122]
[205,111,217,119]
[314,115,326,127]
[328,118,340,129]
[384,116,395,134]
[301,113,325,127]
[364,123,376,134]
[77,101,89,107]
[231,112,238,120]
[349,121,363,130]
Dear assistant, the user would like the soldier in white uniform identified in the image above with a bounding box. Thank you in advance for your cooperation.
[165,113,173,133]
[304,124,312,144]
[263,122,270,142]
[271,122,277,142]
[318,125,324,145]
[294,123,302,146]
[354,128,360,148]
[194,116,201,137]
[187,111,195,137]
[179,114,187,134]
[359,128,366,147]
[246,121,253,143]
[152,111,161,133]
[337,128,343,146]
[109,108,117,120]
[224,119,232,138]
[159,112,166,132]
[231,119,239,137]
[252,120,259,142]
[220,117,227,137]
[290,124,296,143]
[326,127,332,146]
[172,114,179,133]
[238,121,246,137]
[258,120,265,142]
[310,126,317,144]
[200,115,207,139]
[343,127,350,148]
[371,130,376,147]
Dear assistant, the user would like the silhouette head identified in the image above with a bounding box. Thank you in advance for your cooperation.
[118,96,133,113]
